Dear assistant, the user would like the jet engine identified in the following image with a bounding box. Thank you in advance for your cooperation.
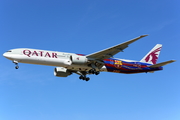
[54,67,72,77]
[70,55,88,64]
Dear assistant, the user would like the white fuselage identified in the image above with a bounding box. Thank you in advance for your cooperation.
[3,48,107,71]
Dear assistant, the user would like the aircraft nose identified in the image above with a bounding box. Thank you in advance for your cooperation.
[3,53,7,57]
[3,51,15,60]
[3,52,10,58]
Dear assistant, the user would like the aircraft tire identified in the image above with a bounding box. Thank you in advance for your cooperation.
[86,77,90,81]
[79,75,83,79]
[15,66,19,69]
[95,71,100,75]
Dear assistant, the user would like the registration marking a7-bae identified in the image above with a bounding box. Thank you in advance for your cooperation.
[3,35,175,81]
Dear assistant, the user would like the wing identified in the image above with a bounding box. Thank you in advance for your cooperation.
[86,35,148,60]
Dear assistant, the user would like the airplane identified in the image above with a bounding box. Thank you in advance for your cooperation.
[3,35,175,81]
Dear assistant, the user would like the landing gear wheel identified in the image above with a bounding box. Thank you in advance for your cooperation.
[85,77,90,81]
[89,69,93,73]
[15,66,19,69]
[13,60,19,69]
[79,75,83,79]
[89,69,96,74]
[79,75,90,81]
[95,71,100,75]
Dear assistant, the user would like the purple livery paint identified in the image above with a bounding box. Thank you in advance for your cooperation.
[140,44,162,65]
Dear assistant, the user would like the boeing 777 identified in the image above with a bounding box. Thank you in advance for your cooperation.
[3,35,175,81]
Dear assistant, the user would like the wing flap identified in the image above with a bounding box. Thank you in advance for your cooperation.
[86,35,148,60]
[149,60,175,68]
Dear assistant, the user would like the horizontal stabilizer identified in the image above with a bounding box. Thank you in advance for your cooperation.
[149,60,175,68]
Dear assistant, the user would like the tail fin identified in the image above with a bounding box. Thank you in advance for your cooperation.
[140,44,162,64]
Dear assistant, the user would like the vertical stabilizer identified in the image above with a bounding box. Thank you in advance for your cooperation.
[140,44,162,65]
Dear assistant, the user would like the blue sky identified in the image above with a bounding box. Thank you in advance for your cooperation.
[0,0,179,120]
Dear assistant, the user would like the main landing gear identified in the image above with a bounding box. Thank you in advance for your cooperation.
[77,71,90,81]
[13,60,19,69]
[89,69,100,75]
[79,75,90,81]
[78,69,100,81]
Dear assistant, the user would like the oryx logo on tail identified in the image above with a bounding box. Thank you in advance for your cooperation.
[145,47,162,64]
[140,44,162,65]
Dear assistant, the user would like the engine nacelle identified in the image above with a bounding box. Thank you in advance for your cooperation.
[71,55,88,64]
[54,67,72,77]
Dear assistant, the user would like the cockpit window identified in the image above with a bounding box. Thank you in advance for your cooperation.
[7,50,12,52]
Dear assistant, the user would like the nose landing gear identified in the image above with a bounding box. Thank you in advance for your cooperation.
[13,60,19,69]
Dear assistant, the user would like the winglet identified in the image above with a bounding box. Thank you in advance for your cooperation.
[140,35,149,37]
